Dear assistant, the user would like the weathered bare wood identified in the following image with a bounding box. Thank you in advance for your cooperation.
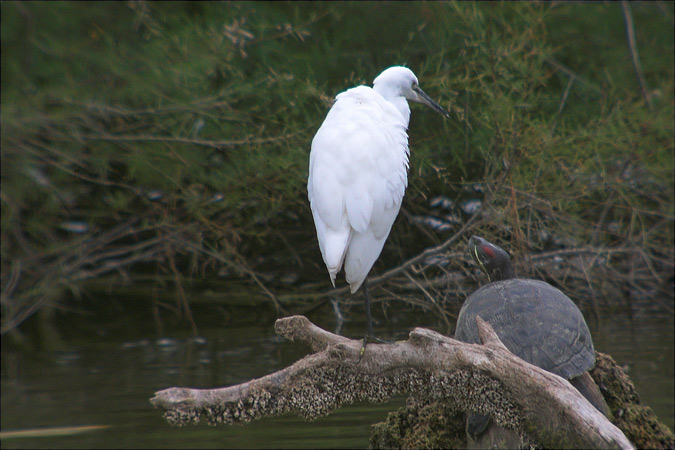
[150,315,633,449]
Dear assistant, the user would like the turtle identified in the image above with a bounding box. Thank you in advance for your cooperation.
[455,235,609,446]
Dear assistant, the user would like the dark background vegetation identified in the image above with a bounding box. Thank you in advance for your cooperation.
[1,2,673,338]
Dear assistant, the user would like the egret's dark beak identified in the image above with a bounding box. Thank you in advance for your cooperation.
[412,85,451,119]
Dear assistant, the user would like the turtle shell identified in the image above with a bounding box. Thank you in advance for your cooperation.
[455,278,595,379]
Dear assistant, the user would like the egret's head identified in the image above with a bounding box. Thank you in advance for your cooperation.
[373,66,450,118]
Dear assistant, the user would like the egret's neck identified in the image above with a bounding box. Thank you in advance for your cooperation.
[373,85,411,126]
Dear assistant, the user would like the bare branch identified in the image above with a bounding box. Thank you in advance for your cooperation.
[150,316,634,450]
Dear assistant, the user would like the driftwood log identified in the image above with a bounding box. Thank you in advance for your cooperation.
[150,315,633,449]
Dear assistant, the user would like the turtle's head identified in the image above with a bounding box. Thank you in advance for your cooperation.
[468,236,515,282]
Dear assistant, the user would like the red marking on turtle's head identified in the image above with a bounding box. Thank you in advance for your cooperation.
[480,244,496,260]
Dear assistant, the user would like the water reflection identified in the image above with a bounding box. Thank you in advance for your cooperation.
[1,309,672,448]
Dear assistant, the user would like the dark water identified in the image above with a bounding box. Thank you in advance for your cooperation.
[1,303,673,449]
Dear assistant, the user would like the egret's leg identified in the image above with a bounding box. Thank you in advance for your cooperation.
[359,280,389,360]
[363,279,375,338]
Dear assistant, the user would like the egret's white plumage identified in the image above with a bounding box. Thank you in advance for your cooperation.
[308,66,449,302]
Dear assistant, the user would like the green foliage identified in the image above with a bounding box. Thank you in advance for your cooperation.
[1,2,673,330]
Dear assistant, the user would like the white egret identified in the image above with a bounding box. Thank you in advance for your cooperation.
[308,66,450,338]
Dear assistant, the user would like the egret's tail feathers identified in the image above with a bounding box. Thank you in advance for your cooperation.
[345,229,389,295]
[321,229,351,289]
[349,279,363,294]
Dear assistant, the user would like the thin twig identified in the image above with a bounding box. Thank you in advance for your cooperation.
[590,191,616,246]
[368,213,482,288]
[402,270,453,329]
[71,130,306,149]
[294,214,482,304]
[550,77,574,136]
[0,260,23,304]
[621,1,653,110]
[525,44,604,94]
[464,88,470,156]
[529,246,641,261]
[173,237,287,315]
[655,1,674,26]
[166,247,198,336]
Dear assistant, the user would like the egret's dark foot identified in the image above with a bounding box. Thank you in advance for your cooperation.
[358,334,392,362]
